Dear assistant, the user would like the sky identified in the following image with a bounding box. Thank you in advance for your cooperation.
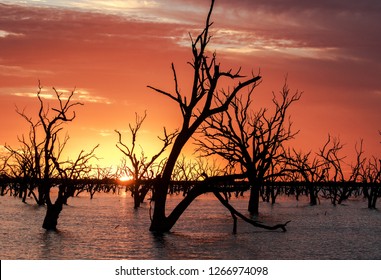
[0,0,380,172]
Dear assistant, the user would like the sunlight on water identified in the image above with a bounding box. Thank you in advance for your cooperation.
[0,192,380,259]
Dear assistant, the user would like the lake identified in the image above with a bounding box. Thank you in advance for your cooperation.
[0,190,380,259]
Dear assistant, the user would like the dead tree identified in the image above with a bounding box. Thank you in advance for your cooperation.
[288,149,326,205]
[196,81,301,215]
[319,137,373,205]
[4,107,44,203]
[115,111,176,208]
[288,135,351,205]
[318,135,347,205]
[7,82,97,230]
[361,156,381,209]
[147,0,288,233]
[0,153,11,196]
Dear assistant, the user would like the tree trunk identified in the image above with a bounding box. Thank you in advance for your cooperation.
[248,183,260,215]
[271,186,277,204]
[132,186,140,209]
[309,185,317,206]
[150,183,206,232]
[37,185,45,206]
[42,185,68,230]
[139,185,151,204]
[150,135,189,232]
[368,186,379,209]
[1,183,5,196]
[42,201,63,230]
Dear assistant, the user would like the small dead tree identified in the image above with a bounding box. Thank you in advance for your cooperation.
[317,135,347,205]
[4,108,44,203]
[361,156,381,209]
[115,111,177,208]
[288,149,326,206]
[0,151,11,196]
[288,135,349,205]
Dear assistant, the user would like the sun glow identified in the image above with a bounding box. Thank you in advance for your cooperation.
[118,175,133,182]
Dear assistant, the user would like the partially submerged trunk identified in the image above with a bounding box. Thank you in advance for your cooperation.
[42,184,71,231]
[368,185,380,209]
[150,174,291,233]
[248,184,260,215]
[150,181,206,232]
[132,184,152,209]
[42,201,63,231]
[247,173,261,215]
[308,184,317,206]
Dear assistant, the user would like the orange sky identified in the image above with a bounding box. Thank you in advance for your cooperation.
[1,0,380,170]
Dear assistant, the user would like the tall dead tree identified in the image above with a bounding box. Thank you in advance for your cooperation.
[147,0,288,233]
[196,81,301,215]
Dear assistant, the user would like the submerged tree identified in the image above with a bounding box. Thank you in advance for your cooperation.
[361,156,381,209]
[196,81,301,215]
[4,106,44,203]
[147,0,289,233]
[115,111,177,208]
[7,82,97,230]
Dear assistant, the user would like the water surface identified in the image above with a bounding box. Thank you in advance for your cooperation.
[0,192,380,259]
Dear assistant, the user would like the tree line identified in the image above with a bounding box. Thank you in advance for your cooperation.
[1,0,380,233]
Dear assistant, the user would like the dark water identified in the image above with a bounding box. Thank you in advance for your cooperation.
[0,191,380,259]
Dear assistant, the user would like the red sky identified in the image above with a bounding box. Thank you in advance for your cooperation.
[1,0,380,170]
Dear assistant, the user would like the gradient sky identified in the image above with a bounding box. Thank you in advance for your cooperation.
[1,0,380,170]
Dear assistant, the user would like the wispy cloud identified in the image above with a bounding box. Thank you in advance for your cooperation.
[0,65,52,78]
[84,127,114,137]
[6,86,113,105]
[75,90,113,105]
[0,30,24,38]
[175,28,343,60]
[71,0,159,10]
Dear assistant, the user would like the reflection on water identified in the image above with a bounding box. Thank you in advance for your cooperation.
[0,193,380,259]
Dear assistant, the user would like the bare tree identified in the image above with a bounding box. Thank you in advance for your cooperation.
[6,82,97,230]
[0,150,11,196]
[146,0,289,233]
[196,81,301,214]
[288,149,326,206]
[4,107,44,203]
[361,156,381,209]
[115,111,176,208]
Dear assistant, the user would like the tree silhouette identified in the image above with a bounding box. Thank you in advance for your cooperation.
[196,81,301,214]
[4,106,44,203]
[147,0,289,233]
[6,82,97,230]
[115,111,177,208]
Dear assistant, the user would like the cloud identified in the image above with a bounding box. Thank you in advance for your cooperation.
[84,127,114,137]
[0,65,52,78]
[71,0,159,10]
[75,90,113,105]
[4,0,369,64]
[0,30,24,38]
[5,86,113,105]
[210,0,381,63]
